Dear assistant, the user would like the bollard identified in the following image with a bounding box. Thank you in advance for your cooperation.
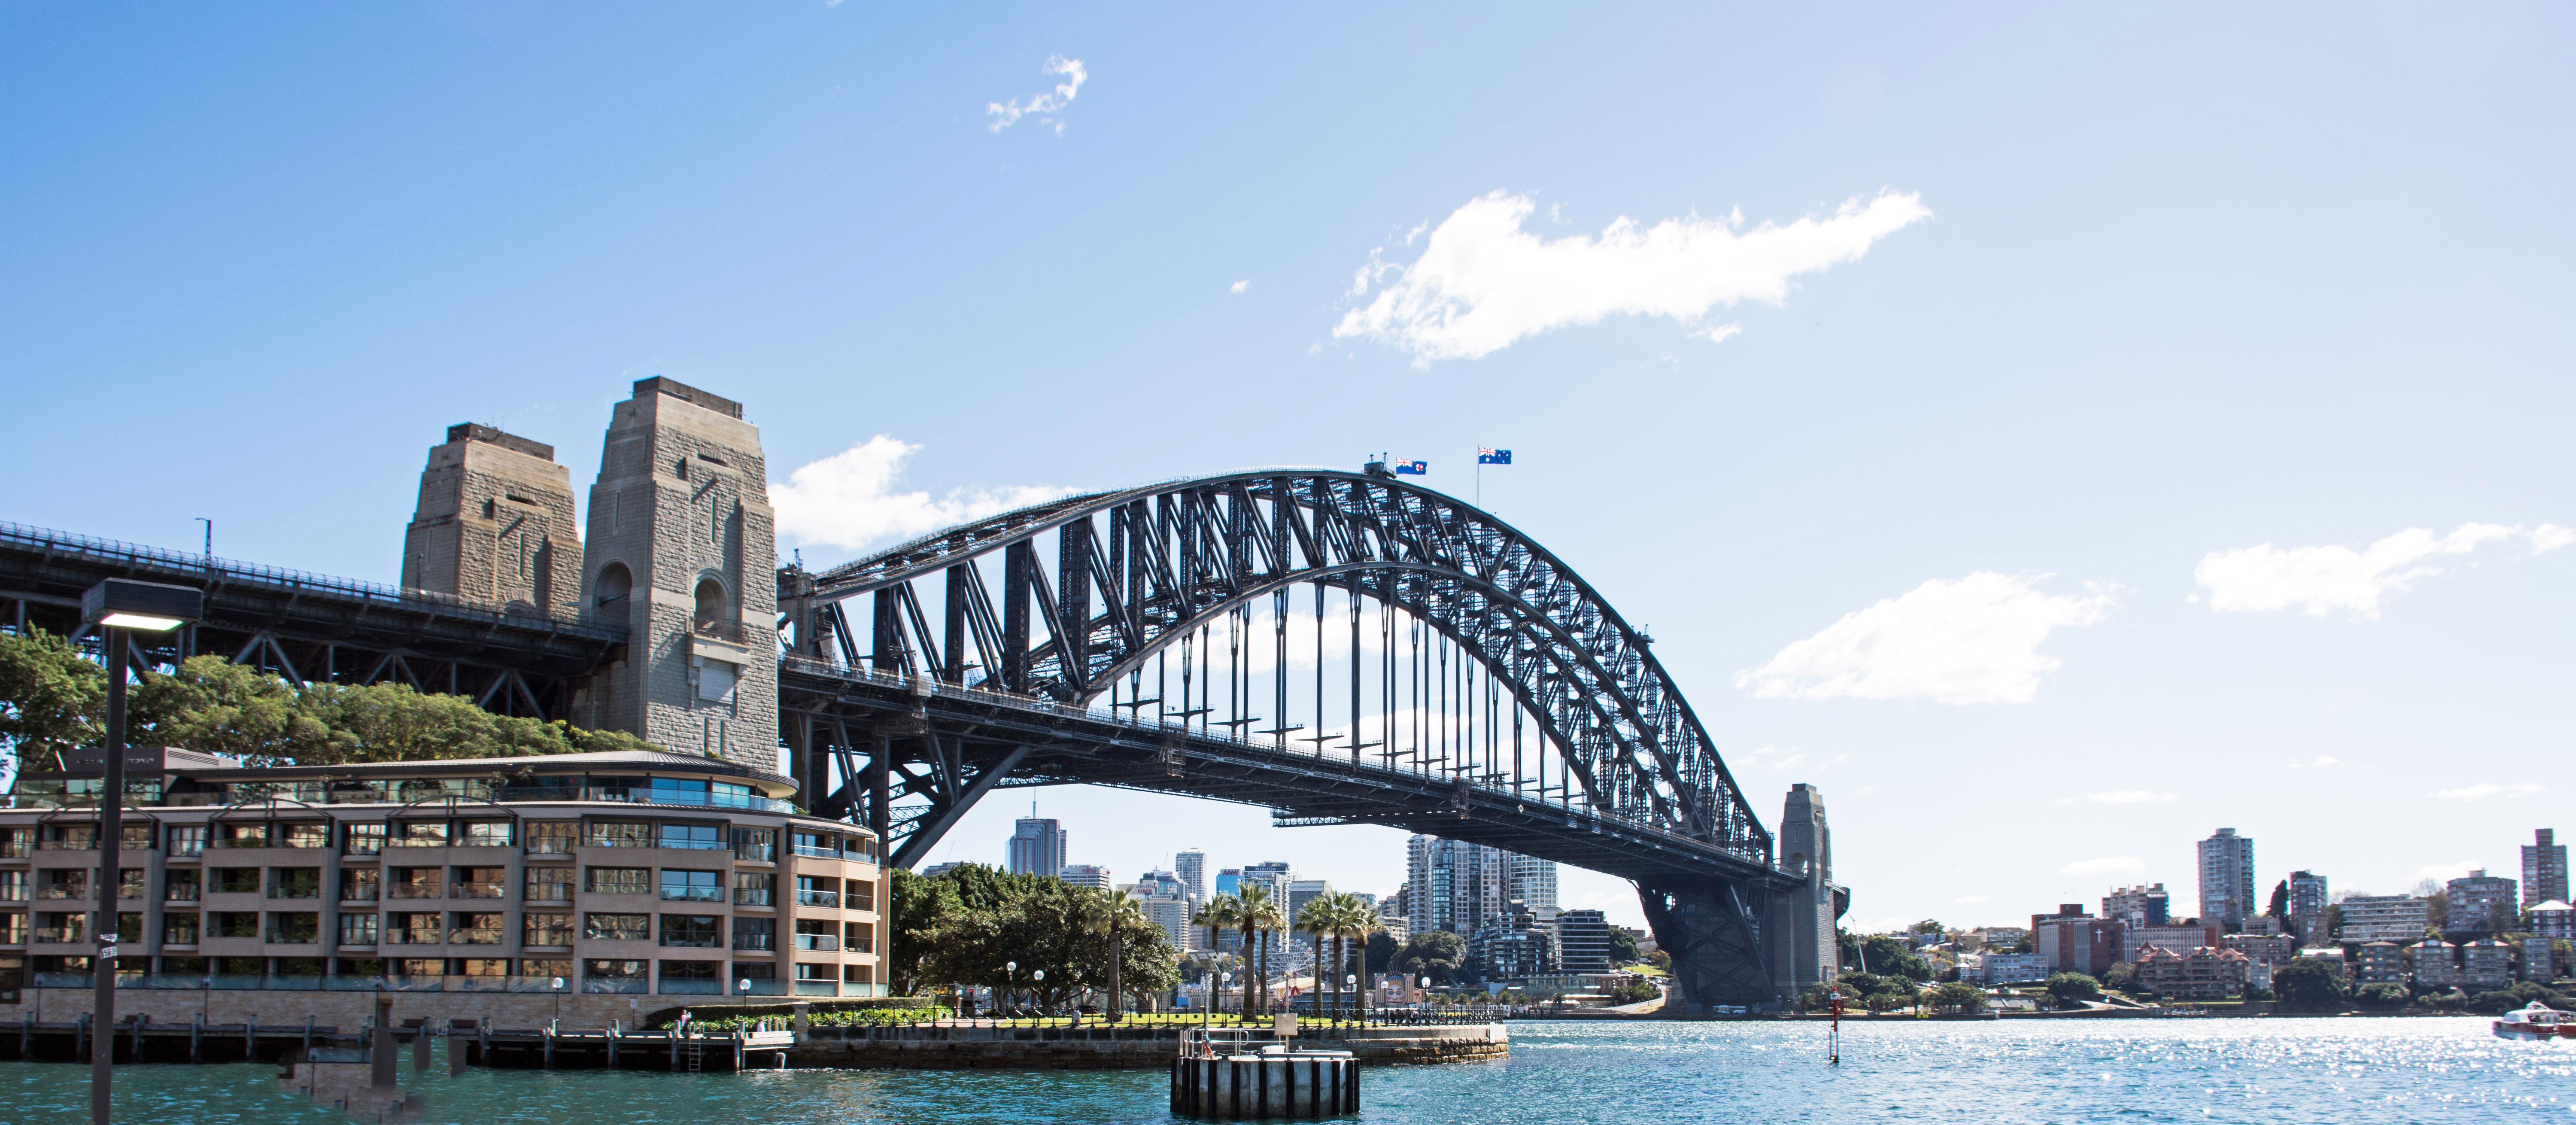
[371,999,397,1089]
[413,1022,431,1071]
[541,1024,554,1069]
[450,1022,467,1077]
[76,1012,89,1064]
[132,1012,148,1062]
[190,1012,202,1063]
[246,1013,258,1059]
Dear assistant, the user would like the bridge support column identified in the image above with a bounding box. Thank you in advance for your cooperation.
[1638,882,1778,1012]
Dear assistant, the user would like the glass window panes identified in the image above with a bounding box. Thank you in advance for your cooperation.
[116,868,146,900]
[791,832,838,859]
[213,911,259,939]
[586,867,650,895]
[162,870,198,902]
[660,915,722,947]
[453,867,506,898]
[0,872,25,902]
[459,821,512,847]
[389,867,443,899]
[583,958,647,993]
[523,912,574,947]
[343,824,386,856]
[267,912,318,943]
[583,913,649,941]
[211,868,258,894]
[267,868,321,899]
[278,822,329,849]
[448,913,504,945]
[658,823,723,850]
[524,867,574,902]
[732,872,774,906]
[389,913,442,945]
[219,823,267,848]
[523,957,572,981]
[732,917,775,951]
[161,912,200,944]
[731,828,775,862]
[456,958,510,977]
[340,868,380,902]
[659,870,723,902]
[338,912,378,946]
[392,822,449,848]
[525,822,576,854]
[587,821,650,848]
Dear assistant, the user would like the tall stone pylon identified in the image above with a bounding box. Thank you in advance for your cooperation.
[575,378,780,770]
[400,424,584,619]
[1768,783,1844,995]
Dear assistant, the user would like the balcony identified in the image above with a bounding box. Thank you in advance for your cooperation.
[35,925,88,944]
[386,885,445,900]
[734,889,774,906]
[792,934,839,952]
[732,933,774,952]
[795,890,839,909]
[793,981,837,997]
[454,883,506,900]
[491,785,798,815]
[660,887,725,903]
[36,887,88,901]
[791,844,841,860]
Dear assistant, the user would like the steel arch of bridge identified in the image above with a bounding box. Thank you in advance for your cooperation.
[778,470,1771,872]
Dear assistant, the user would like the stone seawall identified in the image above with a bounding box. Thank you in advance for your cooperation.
[786,1024,1508,1070]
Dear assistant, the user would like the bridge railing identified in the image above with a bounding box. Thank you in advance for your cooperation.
[0,520,623,642]
[783,654,1760,866]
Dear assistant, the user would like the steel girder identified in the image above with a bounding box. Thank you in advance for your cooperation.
[783,470,1769,866]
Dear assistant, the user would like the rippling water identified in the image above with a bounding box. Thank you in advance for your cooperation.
[0,1018,2555,1123]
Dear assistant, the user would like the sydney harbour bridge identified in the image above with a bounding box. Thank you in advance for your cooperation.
[0,381,1846,1011]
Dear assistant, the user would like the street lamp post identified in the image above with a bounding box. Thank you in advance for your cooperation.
[82,578,200,1125]
[738,977,751,1026]
[1030,970,1045,1020]
[1005,961,1017,1021]
[552,976,565,1027]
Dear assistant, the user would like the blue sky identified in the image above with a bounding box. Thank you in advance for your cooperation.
[4,4,2570,931]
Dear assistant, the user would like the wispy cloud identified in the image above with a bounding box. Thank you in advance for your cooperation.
[1334,190,1929,365]
[1230,280,1250,295]
[1735,573,2114,705]
[987,56,1087,134]
[2432,781,2546,802]
[1744,746,1806,772]
[2285,755,2341,769]
[2061,856,2145,878]
[2087,790,2177,805]
[771,436,1072,551]
[2195,523,2571,621]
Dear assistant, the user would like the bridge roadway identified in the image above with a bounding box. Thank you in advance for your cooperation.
[780,658,1787,891]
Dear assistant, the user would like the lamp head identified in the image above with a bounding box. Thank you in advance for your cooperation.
[83,578,202,632]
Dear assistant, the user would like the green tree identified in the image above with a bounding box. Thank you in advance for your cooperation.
[2100,961,2138,993]
[2353,982,2409,1008]
[1393,930,1467,984]
[887,866,963,995]
[0,629,104,771]
[1856,934,1934,982]
[2044,972,2102,1007]
[1364,931,1400,976]
[1929,981,1987,1013]
[1235,883,1280,1016]
[2271,958,2346,1012]
[2266,880,2291,920]
[1607,927,1640,965]
[1077,888,1154,1020]
[1193,894,1244,1012]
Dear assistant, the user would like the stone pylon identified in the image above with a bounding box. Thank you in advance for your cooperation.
[400,424,583,620]
[1767,783,1844,995]
[574,378,780,770]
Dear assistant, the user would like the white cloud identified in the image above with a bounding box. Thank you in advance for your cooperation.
[2195,523,2572,620]
[2431,781,2546,802]
[2413,860,2481,882]
[1744,746,1806,772]
[2060,856,2145,878]
[1230,280,1250,295]
[2285,754,2342,770]
[770,436,1072,551]
[986,56,1087,134]
[1333,190,1929,365]
[2087,790,2177,805]
[1735,572,2114,705]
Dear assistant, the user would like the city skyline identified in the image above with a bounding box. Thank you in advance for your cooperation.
[5,5,2570,932]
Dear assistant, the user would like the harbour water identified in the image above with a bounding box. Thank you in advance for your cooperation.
[0,1018,2557,1123]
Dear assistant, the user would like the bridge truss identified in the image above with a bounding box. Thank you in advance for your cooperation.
[777,470,1800,1006]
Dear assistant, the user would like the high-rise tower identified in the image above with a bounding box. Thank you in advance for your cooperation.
[2197,828,2256,928]
[574,378,780,769]
[400,424,583,619]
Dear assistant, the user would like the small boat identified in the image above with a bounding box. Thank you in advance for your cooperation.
[2491,1002,2576,1041]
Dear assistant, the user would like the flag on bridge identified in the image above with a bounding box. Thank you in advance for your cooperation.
[1477,448,1512,465]
[1394,460,1429,475]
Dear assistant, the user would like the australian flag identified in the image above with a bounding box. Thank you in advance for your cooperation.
[1477,447,1512,465]
[1394,460,1429,475]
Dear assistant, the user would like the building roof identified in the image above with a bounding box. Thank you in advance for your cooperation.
[176,749,796,796]
[2533,900,2574,912]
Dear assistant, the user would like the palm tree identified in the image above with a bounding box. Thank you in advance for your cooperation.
[1298,893,1340,1021]
[1079,889,1150,1022]
[1192,894,1243,1017]
[1339,897,1386,1025]
[1239,883,1284,1018]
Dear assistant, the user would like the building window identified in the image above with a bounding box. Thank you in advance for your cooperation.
[792,920,838,952]
[843,964,873,985]
[731,828,776,862]
[0,828,30,858]
[523,912,574,948]
[525,867,575,902]
[588,821,651,848]
[42,824,97,851]
[340,868,380,903]
[793,962,836,995]
[389,867,444,899]
[279,822,330,849]
[391,822,449,848]
[525,821,577,855]
[523,958,572,982]
[844,922,873,954]
[732,873,774,906]
[268,868,322,899]
[388,912,442,945]
[449,913,504,945]
[791,833,839,860]
[115,912,141,943]
[118,867,146,900]
[38,869,89,900]
[586,867,650,895]
[732,917,775,952]
[36,912,86,943]
[584,913,650,942]
[848,882,875,912]
[0,872,27,903]
[212,912,260,940]
[163,870,199,903]
[161,913,200,945]
[267,912,319,944]
[660,915,723,948]
[395,958,446,979]
[338,913,378,947]
[453,867,506,898]
[211,868,259,895]
[796,876,839,909]
[583,958,647,994]
[660,870,723,903]
[456,957,512,979]
[659,823,723,851]
[659,959,722,994]
[217,823,267,849]
[459,821,513,848]
[343,824,386,856]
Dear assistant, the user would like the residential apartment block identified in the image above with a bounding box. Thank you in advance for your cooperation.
[2197,828,2255,929]
[2338,894,2430,943]
[2525,830,2567,917]
[2445,871,2518,939]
